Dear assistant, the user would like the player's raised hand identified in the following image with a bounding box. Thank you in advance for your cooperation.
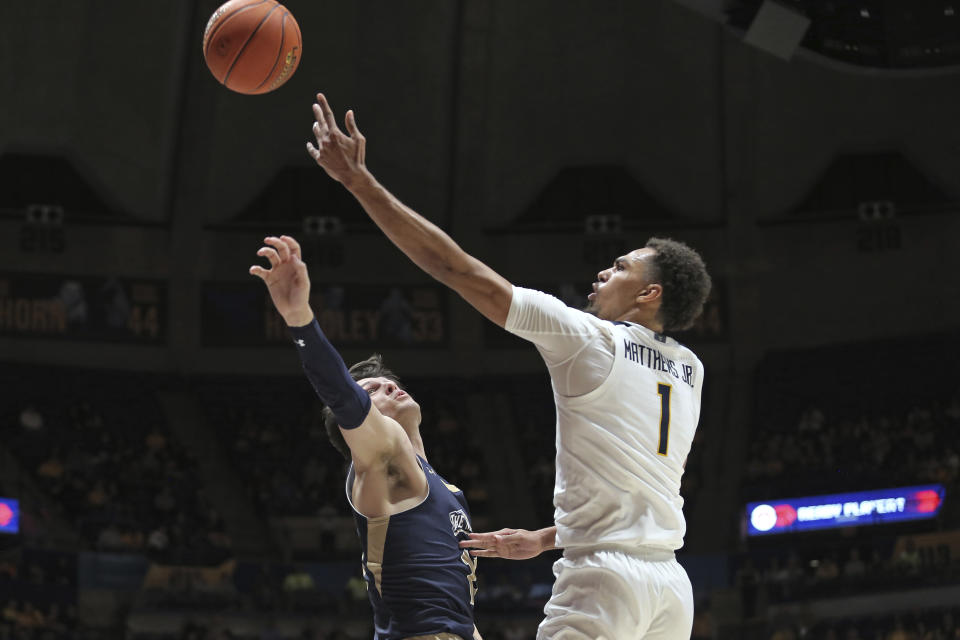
[306,93,368,189]
[249,235,314,327]
[459,528,545,560]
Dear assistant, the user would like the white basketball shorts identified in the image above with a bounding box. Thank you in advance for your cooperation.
[537,548,694,640]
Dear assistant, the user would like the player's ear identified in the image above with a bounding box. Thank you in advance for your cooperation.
[636,283,662,304]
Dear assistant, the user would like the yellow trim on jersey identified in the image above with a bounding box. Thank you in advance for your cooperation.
[459,549,478,605]
[366,517,389,595]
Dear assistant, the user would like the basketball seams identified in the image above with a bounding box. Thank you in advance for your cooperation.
[203,0,300,94]
[203,0,270,59]
[223,2,282,89]
[252,10,288,92]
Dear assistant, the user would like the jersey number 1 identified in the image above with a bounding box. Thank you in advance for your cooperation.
[657,383,671,456]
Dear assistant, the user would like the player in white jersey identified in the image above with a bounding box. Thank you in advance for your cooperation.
[465,284,706,639]
[305,93,712,639]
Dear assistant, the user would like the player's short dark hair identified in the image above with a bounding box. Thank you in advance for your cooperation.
[321,354,402,460]
[644,237,712,332]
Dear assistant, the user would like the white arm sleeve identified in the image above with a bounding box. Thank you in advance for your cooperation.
[504,286,615,397]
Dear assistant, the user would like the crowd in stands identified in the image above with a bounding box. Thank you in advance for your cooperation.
[2,367,231,564]
[743,397,960,502]
[5,334,957,639]
[730,337,960,639]
[507,376,557,525]
[198,374,490,528]
[766,605,960,640]
[201,380,345,519]
[0,547,78,640]
[744,337,960,503]
[136,553,556,616]
[124,553,555,638]
[133,620,543,640]
[737,530,958,614]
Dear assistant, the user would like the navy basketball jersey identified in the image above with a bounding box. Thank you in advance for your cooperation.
[346,455,477,640]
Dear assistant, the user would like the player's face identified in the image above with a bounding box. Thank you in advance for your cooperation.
[357,376,421,426]
[585,248,656,320]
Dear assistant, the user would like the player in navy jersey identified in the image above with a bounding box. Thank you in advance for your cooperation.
[250,235,482,640]
[305,94,713,639]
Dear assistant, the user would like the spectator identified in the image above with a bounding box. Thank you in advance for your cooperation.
[19,404,44,431]
[815,555,840,582]
[36,450,65,482]
[344,574,368,612]
[97,524,125,551]
[896,539,921,575]
[148,526,170,554]
[153,486,177,513]
[736,558,761,620]
[887,617,913,640]
[5,370,226,562]
[691,600,713,639]
[842,548,866,579]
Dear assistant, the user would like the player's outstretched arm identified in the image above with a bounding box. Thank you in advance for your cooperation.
[306,93,513,328]
[249,235,409,474]
[459,526,559,560]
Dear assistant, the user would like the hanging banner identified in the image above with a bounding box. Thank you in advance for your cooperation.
[0,273,165,343]
[202,281,447,348]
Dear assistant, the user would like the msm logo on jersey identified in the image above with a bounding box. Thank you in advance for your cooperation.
[449,509,472,537]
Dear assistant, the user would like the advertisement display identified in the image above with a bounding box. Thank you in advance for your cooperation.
[746,485,945,536]
[0,498,19,535]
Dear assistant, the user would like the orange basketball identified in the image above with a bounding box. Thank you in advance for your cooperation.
[203,0,302,95]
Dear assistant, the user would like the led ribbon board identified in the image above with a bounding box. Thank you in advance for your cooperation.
[746,485,945,536]
[0,497,19,534]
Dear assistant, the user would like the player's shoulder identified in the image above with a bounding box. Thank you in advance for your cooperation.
[511,286,608,325]
[673,339,704,373]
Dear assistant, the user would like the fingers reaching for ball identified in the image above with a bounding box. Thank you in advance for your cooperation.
[345,109,359,136]
[316,93,337,132]
[345,110,366,165]
[307,100,329,163]
[312,107,329,140]
[248,264,269,281]
[306,93,369,185]
[248,235,314,327]
[256,245,280,268]
[282,235,302,260]
[264,236,291,262]
[251,236,301,274]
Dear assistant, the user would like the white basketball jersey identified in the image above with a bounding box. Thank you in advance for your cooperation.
[551,322,703,552]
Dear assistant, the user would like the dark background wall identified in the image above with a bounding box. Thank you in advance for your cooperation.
[1,7,959,637]
[0,0,958,435]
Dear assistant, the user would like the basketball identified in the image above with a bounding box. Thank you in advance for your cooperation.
[203,0,302,95]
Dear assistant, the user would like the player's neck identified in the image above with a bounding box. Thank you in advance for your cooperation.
[617,308,663,333]
[404,428,427,459]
